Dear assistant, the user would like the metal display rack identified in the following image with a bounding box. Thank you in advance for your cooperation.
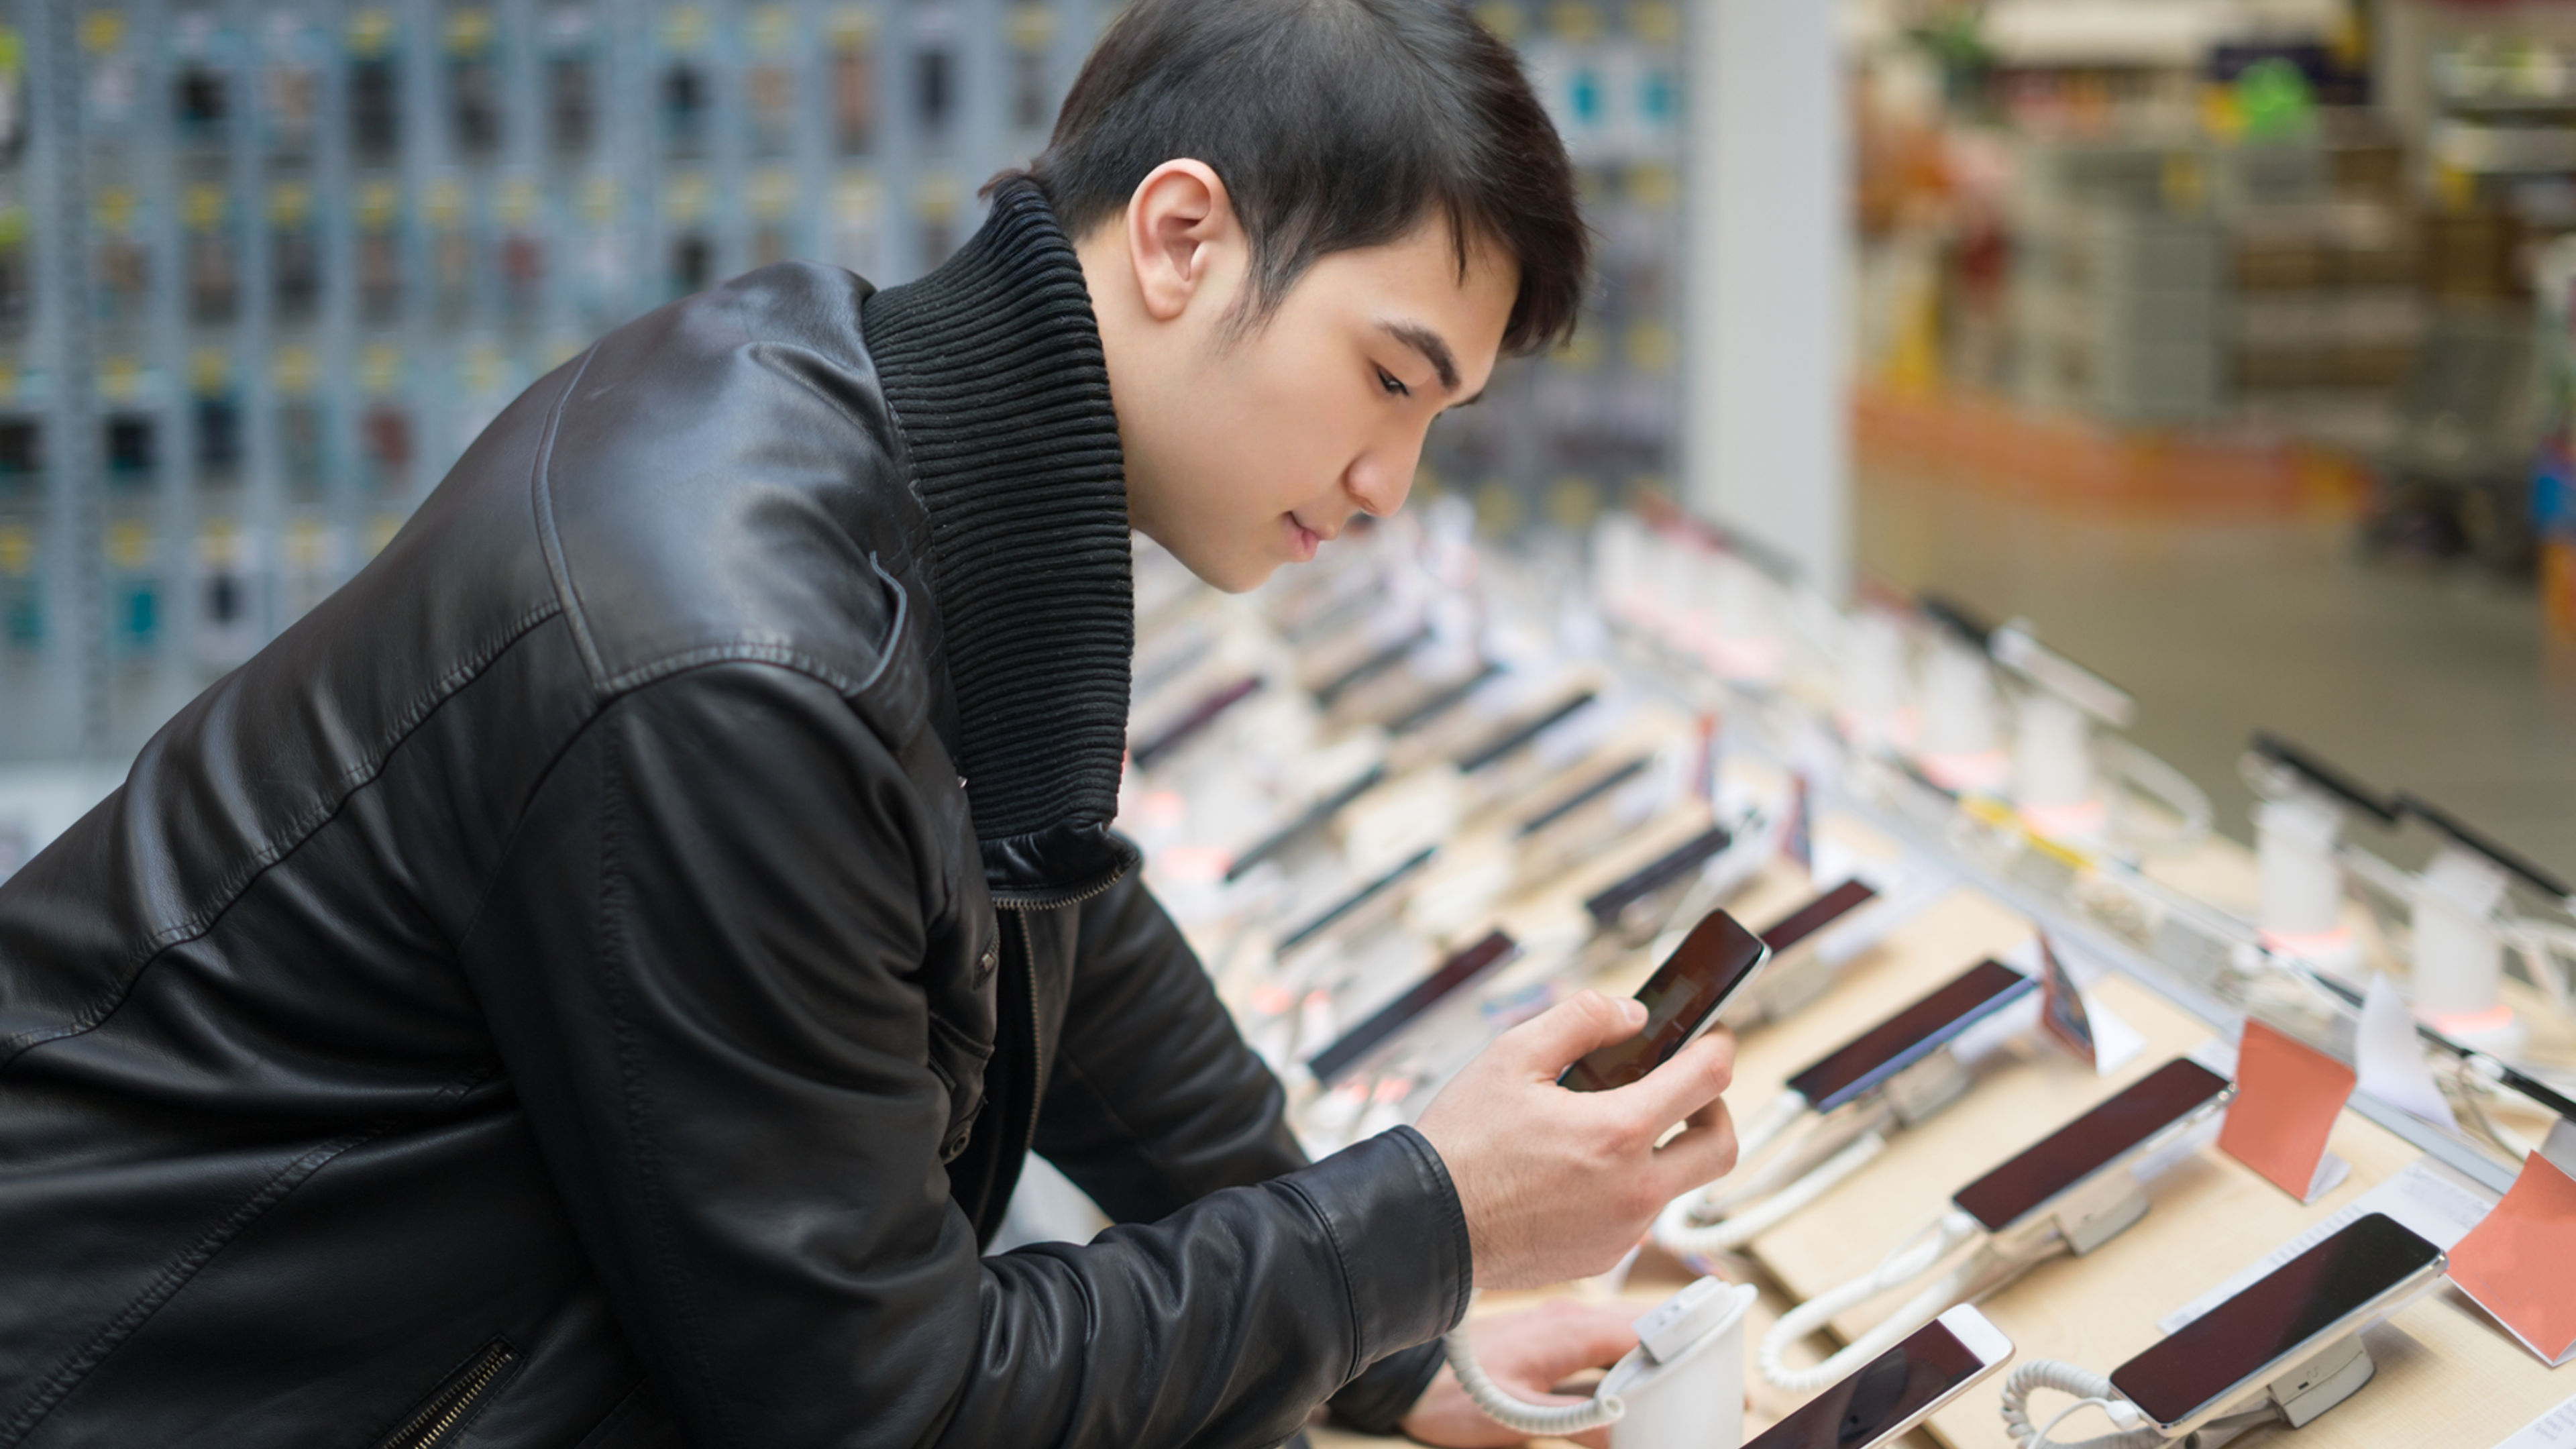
[0,0,1688,769]
[1,0,1120,763]
[1424,0,1682,539]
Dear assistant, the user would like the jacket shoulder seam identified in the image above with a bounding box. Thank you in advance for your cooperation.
[528,343,609,686]
[0,598,566,1072]
[589,551,914,708]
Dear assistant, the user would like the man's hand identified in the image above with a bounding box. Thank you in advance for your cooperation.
[1398,1299,1644,1448]
[1414,991,1737,1290]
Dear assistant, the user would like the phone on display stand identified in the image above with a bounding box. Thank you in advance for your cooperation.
[1724,878,1882,1026]
[2108,1213,2442,1438]
[1952,1057,2234,1252]
[1784,958,2037,1115]
[1560,909,1769,1093]
[1743,1305,2012,1449]
[1304,930,1519,1087]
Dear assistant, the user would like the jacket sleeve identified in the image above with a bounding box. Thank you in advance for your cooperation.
[1037,871,1454,1434]
[456,661,1472,1449]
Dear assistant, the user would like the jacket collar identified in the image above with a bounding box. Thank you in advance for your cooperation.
[861,181,1139,904]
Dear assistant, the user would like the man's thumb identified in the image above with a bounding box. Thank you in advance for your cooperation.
[1505,990,1645,1075]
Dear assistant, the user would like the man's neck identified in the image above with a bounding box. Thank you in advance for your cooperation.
[859,180,1139,895]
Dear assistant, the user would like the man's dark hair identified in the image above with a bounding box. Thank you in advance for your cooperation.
[1008,0,1588,354]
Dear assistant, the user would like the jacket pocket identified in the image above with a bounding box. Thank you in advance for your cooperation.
[375,1338,521,1449]
[925,1007,996,1161]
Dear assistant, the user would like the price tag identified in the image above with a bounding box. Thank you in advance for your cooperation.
[2218,1019,2353,1203]
[2448,1152,2576,1366]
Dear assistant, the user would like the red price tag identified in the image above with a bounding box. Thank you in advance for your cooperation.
[2448,1152,2576,1365]
[2218,1020,2355,1202]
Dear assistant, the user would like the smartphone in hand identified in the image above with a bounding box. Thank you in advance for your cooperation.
[1560,910,1770,1093]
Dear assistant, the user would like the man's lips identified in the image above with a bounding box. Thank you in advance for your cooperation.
[1285,511,1340,562]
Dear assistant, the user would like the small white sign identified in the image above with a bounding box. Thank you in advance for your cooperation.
[2491,1390,2576,1449]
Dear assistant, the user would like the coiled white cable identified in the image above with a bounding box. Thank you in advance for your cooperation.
[1644,1089,1808,1260]
[1999,1360,2163,1449]
[1442,1303,1626,1438]
[2000,1358,2286,1449]
[1653,1125,1886,1258]
[1756,1209,1990,1392]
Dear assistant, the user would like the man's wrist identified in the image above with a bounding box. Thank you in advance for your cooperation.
[1283,1124,1474,1372]
[1327,1338,1449,1436]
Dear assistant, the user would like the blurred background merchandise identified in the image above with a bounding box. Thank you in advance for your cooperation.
[0,0,1680,769]
[1843,0,2576,879]
[0,0,2571,886]
[1845,0,2576,570]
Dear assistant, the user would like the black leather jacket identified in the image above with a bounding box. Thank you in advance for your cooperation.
[0,186,1467,1448]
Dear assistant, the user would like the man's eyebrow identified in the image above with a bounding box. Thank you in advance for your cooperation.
[1379,321,1460,394]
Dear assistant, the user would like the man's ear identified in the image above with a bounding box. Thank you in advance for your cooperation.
[1123,160,1238,324]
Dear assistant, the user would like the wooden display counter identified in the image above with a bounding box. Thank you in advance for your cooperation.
[1305,816,2571,1449]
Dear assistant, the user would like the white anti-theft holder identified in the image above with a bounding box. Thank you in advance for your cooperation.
[1445,1279,1757,1448]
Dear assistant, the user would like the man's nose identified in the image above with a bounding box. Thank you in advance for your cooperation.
[1348,435,1423,518]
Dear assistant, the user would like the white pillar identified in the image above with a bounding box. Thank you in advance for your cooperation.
[1683,0,1849,600]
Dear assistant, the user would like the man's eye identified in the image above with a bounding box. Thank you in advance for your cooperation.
[1375,366,1411,398]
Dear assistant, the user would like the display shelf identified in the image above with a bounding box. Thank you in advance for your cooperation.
[0,0,1686,778]
[1197,511,2576,1449]
[1303,813,2567,1449]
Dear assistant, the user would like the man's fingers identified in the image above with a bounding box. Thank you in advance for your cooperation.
[1494,990,1644,1077]
[1509,1301,1641,1381]
[1600,1028,1735,1132]
[1647,1098,1739,1199]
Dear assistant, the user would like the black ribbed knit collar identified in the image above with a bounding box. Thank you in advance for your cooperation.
[862,181,1138,901]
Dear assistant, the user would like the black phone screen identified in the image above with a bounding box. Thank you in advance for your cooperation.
[1305,932,1518,1085]
[1582,825,1733,929]
[1785,959,2035,1114]
[1560,910,1766,1093]
[1760,879,1880,954]
[1743,1319,1985,1449]
[2110,1214,2440,1428]
[1953,1059,2230,1233]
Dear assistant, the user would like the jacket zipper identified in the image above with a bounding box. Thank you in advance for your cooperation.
[1012,907,1046,1157]
[376,1340,517,1449]
[987,866,1125,914]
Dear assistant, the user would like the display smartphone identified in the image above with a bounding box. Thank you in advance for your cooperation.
[1951,1058,2233,1236]
[1517,755,1650,838]
[1225,765,1389,883]
[1759,880,1880,955]
[1383,661,1504,737]
[1582,825,1733,932]
[1784,959,2037,1114]
[1276,846,1439,955]
[1453,691,1597,774]
[1306,932,1519,1085]
[1128,675,1262,770]
[1743,1305,2013,1449]
[2109,1213,2443,1438]
[1560,910,1770,1093]
[2251,731,2398,824]
[1309,625,1430,708]
[2398,791,2573,898]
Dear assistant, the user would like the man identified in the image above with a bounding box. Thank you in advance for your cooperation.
[0,1,1739,1445]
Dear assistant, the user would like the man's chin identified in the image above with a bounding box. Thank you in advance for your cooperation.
[1130,526,1286,595]
[1201,555,1282,595]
